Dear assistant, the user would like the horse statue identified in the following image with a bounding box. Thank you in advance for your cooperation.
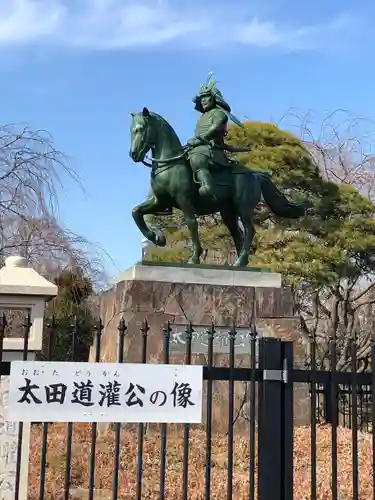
[129,107,307,267]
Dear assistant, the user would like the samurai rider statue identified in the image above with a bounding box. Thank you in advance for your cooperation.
[187,72,244,200]
[154,73,247,216]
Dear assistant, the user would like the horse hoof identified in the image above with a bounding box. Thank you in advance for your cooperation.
[187,257,200,265]
[234,258,248,268]
[154,231,166,247]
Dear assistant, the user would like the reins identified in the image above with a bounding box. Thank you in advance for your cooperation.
[141,145,192,168]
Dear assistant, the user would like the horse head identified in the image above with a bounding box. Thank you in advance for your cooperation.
[129,107,154,163]
[129,107,183,165]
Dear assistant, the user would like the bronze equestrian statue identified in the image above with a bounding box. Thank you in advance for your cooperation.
[130,73,307,267]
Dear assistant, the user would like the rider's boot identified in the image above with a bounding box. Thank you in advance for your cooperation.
[197,169,216,200]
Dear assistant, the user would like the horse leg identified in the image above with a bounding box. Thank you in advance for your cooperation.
[234,176,261,267]
[219,205,243,259]
[177,197,203,264]
[132,197,168,246]
[235,215,255,267]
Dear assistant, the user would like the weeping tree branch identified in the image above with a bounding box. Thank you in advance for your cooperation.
[0,124,109,288]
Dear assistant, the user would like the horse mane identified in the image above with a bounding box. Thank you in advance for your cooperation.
[149,112,182,147]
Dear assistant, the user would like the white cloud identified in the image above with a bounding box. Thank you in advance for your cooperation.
[235,14,356,52]
[0,0,361,52]
[0,0,65,44]
[235,18,284,48]
[70,2,209,49]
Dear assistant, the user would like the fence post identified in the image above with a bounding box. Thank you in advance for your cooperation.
[323,380,340,425]
[257,337,285,500]
[281,340,294,500]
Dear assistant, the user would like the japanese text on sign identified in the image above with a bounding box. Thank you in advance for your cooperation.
[6,362,203,424]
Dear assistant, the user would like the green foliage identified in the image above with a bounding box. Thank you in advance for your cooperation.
[40,268,96,362]
[146,120,375,289]
[51,268,93,319]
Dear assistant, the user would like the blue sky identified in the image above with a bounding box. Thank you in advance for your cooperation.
[1,0,374,278]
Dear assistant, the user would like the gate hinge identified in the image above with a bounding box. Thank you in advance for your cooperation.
[263,359,288,383]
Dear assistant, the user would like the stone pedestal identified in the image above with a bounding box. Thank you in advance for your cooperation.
[117,261,282,288]
[97,263,308,432]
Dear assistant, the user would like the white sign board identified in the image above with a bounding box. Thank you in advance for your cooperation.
[0,375,30,500]
[0,376,18,500]
[6,362,203,424]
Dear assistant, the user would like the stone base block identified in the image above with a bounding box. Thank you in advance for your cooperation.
[116,261,281,288]
[96,263,309,433]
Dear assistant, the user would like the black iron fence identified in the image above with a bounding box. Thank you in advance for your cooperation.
[1,314,375,499]
[315,382,373,432]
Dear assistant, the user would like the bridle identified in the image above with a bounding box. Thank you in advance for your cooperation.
[141,144,191,169]
[134,114,192,169]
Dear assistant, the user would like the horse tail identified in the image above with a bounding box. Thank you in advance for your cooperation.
[259,174,307,218]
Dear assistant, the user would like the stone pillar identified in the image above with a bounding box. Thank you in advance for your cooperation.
[0,256,57,500]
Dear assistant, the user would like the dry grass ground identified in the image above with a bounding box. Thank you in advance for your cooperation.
[28,423,373,499]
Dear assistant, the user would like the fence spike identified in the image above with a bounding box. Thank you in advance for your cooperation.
[185,322,194,340]
[141,319,149,336]
[118,317,127,336]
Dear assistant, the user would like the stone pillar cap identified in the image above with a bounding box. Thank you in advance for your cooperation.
[5,256,28,267]
[0,255,58,298]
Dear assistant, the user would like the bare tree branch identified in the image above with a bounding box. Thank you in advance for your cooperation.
[277,110,375,371]
[0,123,109,289]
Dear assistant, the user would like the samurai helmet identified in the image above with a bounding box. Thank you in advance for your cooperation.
[192,72,231,113]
